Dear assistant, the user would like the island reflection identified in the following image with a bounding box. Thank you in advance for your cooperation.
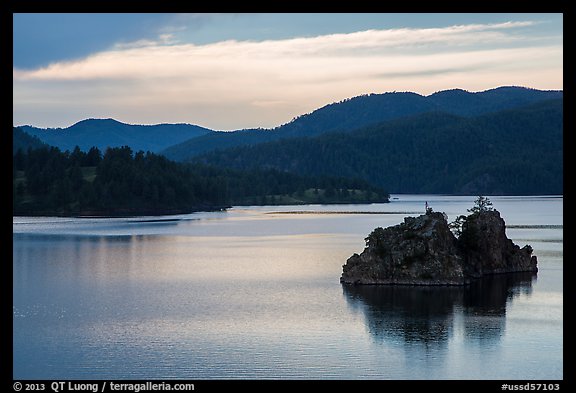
[343,272,536,348]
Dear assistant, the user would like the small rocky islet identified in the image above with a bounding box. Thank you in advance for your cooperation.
[341,202,537,286]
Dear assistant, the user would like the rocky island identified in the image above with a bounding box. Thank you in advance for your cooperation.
[341,198,538,285]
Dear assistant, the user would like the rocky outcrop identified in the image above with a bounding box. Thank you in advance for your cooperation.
[459,210,538,278]
[341,210,537,285]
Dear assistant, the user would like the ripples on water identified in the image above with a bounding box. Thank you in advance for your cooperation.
[13,195,563,379]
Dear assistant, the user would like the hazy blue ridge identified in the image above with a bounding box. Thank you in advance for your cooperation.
[17,118,213,153]
[13,127,47,154]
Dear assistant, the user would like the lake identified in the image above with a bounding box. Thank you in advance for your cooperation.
[13,195,563,380]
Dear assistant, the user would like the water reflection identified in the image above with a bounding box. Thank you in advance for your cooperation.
[343,272,536,348]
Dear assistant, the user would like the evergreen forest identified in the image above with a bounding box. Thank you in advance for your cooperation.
[13,145,389,216]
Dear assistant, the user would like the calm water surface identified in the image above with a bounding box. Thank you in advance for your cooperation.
[13,195,563,379]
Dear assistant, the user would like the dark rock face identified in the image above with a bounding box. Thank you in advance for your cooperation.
[342,212,465,285]
[341,210,537,285]
[460,210,538,277]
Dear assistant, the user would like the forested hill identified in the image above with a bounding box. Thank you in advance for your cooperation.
[193,98,563,196]
[13,127,47,153]
[18,118,212,153]
[13,146,388,216]
[162,86,562,161]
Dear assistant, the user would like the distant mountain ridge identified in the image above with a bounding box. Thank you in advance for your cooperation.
[14,86,563,196]
[17,118,212,153]
[16,86,562,159]
[162,86,563,161]
[13,127,47,154]
[193,98,563,195]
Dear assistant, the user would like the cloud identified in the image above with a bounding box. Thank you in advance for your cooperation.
[13,21,562,129]
[12,21,544,81]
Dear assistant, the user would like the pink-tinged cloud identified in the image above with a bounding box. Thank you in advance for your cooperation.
[13,22,562,130]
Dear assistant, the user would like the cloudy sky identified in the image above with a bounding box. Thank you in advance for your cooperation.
[13,13,563,130]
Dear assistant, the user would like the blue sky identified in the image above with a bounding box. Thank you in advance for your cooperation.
[13,13,563,129]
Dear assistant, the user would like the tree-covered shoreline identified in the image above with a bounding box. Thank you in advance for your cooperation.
[13,145,389,217]
[191,99,563,195]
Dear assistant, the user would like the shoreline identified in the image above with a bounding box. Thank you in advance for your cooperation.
[12,199,390,218]
[12,205,230,219]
